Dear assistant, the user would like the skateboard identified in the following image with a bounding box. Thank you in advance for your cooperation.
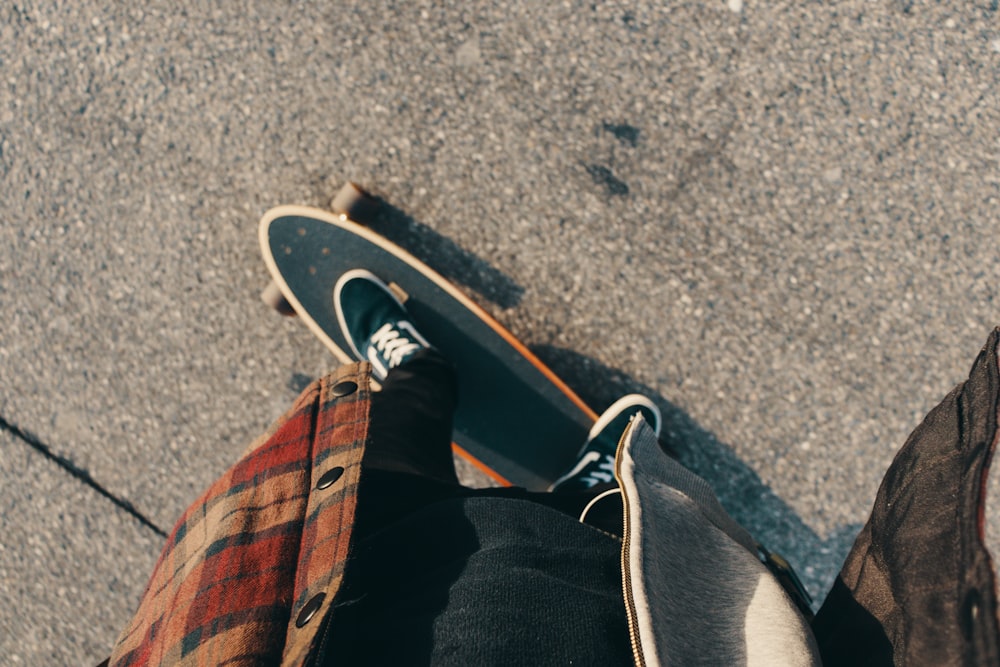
[259,183,598,489]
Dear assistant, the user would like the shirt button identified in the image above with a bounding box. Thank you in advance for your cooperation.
[296,593,326,627]
[316,466,345,490]
[331,380,358,397]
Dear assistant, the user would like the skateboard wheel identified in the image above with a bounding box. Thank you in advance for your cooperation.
[261,281,297,316]
[330,182,380,222]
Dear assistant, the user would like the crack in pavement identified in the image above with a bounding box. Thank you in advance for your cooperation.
[0,414,167,539]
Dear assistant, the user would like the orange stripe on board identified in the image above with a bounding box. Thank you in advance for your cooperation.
[451,443,512,487]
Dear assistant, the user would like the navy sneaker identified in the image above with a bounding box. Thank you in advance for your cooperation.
[549,395,662,493]
[334,269,431,380]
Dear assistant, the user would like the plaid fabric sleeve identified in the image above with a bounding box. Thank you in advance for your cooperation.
[108,363,372,667]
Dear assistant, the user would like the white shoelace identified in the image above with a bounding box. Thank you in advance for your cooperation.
[580,454,616,486]
[370,322,423,367]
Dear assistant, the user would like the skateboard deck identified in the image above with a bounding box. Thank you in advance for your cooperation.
[259,186,598,489]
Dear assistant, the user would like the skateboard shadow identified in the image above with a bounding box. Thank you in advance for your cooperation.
[532,344,860,605]
[351,195,526,310]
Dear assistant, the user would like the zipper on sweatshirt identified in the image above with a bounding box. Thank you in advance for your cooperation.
[615,418,647,667]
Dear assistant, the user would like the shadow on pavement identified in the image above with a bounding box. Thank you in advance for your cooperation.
[353,194,526,310]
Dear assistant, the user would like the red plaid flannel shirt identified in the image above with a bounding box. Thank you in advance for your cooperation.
[108,363,372,666]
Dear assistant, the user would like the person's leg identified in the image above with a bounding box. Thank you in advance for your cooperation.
[353,350,465,539]
[335,268,459,482]
[364,348,459,485]
[335,269,468,536]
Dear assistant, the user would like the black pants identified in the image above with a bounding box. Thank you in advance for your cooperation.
[359,349,623,539]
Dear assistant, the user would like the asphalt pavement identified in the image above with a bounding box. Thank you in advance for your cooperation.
[2,1,1000,662]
